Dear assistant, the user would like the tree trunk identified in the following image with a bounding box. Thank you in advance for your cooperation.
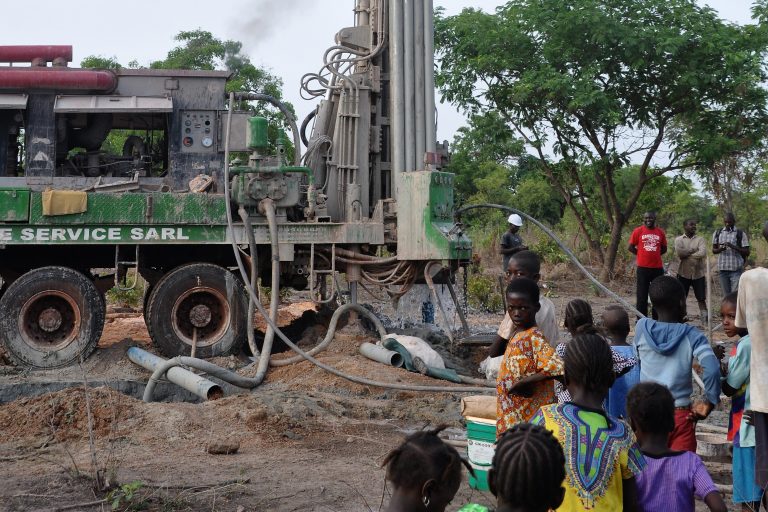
[600,218,627,282]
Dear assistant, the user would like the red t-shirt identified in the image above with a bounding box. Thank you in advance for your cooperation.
[630,225,666,268]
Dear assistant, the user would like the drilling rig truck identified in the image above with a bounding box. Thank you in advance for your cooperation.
[0,0,471,369]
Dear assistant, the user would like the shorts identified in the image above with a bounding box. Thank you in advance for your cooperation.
[669,408,697,452]
[733,445,763,503]
[755,411,768,490]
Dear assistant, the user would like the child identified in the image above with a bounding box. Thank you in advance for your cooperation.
[634,276,721,451]
[721,292,762,510]
[496,277,563,437]
[626,382,727,512]
[489,423,566,512]
[489,250,560,358]
[555,299,636,404]
[603,305,641,418]
[382,426,472,512]
[532,333,645,511]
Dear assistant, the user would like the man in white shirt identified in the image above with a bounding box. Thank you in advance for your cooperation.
[735,222,768,506]
[488,250,559,360]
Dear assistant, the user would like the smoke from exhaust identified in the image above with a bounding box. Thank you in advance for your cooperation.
[234,0,317,48]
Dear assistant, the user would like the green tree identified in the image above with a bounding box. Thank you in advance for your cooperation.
[447,113,564,228]
[435,0,768,279]
[151,30,290,154]
[80,56,121,69]
[151,30,284,103]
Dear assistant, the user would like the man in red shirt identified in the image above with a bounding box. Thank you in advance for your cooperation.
[629,211,667,318]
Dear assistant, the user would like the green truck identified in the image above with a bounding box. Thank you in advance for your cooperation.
[0,0,471,369]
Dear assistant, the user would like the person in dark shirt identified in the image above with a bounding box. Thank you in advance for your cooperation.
[500,213,527,271]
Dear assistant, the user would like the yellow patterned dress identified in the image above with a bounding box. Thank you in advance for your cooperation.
[496,326,563,437]
[532,403,646,511]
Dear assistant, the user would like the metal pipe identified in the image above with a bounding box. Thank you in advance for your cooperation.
[413,0,426,168]
[390,0,406,190]
[403,0,416,171]
[127,347,223,402]
[359,342,404,367]
[423,0,437,153]
[0,45,73,63]
[0,69,117,92]
[355,0,371,26]
[424,261,454,343]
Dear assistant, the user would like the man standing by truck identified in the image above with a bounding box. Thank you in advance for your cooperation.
[713,212,750,295]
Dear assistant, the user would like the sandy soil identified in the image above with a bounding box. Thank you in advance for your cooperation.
[0,276,737,512]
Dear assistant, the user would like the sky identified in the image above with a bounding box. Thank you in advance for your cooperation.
[0,0,757,144]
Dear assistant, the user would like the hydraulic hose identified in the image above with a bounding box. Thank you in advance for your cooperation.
[251,198,280,385]
[239,207,261,360]
[300,109,317,148]
[456,204,643,317]
[270,302,387,366]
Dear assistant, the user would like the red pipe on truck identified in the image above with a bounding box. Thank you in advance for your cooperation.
[0,46,73,63]
[0,68,117,92]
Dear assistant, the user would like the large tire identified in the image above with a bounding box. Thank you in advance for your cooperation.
[0,266,104,368]
[146,263,247,358]
[142,282,154,324]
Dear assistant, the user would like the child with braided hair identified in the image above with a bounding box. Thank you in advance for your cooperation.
[532,334,645,511]
[382,426,473,512]
[626,382,727,512]
[554,299,636,404]
[488,423,566,512]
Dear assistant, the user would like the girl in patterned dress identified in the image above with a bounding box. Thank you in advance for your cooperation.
[496,277,563,437]
[532,334,645,511]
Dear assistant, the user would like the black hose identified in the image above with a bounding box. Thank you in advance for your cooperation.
[456,203,644,317]
[300,109,317,148]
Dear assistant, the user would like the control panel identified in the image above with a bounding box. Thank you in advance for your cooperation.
[179,110,216,153]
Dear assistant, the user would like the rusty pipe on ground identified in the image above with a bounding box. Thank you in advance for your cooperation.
[127,347,223,402]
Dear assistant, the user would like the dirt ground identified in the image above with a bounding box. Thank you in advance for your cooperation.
[0,276,738,512]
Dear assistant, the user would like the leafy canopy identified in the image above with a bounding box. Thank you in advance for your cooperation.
[435,0,768,276]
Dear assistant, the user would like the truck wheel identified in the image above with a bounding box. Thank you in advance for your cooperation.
[0,266,104,368]
[142,283,154,323]
[146,263,247,358]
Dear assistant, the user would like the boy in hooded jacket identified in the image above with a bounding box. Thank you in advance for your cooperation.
[634,276,721,452]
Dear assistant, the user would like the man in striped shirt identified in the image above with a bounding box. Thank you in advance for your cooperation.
[712,212,750,295]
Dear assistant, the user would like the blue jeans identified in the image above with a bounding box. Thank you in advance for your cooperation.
[719,269,742,295]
